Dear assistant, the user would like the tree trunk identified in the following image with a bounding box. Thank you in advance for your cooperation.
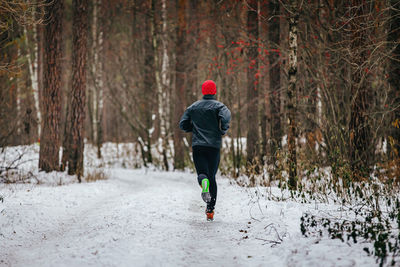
[287,0,299,189]
[90,0,98,147]
[388,0,400,157]
[89,0,104,159]
[246,0,260,169]
[60,90,71,172]
[269,0,282,167]
[157,0,170,170]
[37,11,44,143]
[16,48,21,140]
[66,0,88,181]
[39,0,64,172]
[96,0,105,159]
[348,0,372,179]
[24,23,41,140]
[173,0,187,170]
[187,0,199,104]
[143,0,156,165]
[0,25,19,147]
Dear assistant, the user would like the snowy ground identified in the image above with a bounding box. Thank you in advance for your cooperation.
[1,169,378,267]
[0,144,379,266]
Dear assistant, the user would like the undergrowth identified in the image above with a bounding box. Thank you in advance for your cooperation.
[85,169,108,182]
[300,199,400,266]
[238,145,400,265]
[293,158,400,265]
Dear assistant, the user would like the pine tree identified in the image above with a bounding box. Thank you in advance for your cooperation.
[173,0,187,170]
[66,0,88,181]
[39,0,64,172]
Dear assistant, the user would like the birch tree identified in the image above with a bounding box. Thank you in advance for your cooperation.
[156,0,171,170]
[23,23,41,139]
[88,0,104,159]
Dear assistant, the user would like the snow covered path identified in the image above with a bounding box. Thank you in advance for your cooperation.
[1,169,376,266]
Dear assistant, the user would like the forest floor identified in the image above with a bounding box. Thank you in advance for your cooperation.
[0,145,378,266]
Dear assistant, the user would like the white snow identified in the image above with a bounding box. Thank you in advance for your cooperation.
[0,145,379,266]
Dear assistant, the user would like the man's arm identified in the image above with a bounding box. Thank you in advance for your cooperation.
[218,105,231,135]
[179,108,193,132]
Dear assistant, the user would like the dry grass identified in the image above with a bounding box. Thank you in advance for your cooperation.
[85,169,108,182]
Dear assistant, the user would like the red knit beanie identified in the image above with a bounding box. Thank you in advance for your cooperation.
[202,80,217,95]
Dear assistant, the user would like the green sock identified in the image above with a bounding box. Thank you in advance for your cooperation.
[202,178,210,193]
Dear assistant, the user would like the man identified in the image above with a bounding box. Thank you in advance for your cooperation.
[179,80,231,221]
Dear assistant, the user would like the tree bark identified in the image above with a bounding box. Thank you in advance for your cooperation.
[187,0,199,104]
[246,0,260,169]
[143,0,156,165]
[23,23,41,140]
[88,0,104,159]
[287,0,299,189]
[269,0,282,167]
[37,10,44,143]
[157,0,170,170]
[60,89,71,172]
[66,0,88,181]
[173,0,187,170]
[96,0,105,159]
[39,0,64,172]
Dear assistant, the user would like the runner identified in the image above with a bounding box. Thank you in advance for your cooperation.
[179,80,231,221]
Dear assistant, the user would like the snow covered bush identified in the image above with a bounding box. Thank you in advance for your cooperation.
[0,145,38,184]
[300,199,400,266]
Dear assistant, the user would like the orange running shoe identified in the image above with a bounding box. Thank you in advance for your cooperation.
[206,206,214,221]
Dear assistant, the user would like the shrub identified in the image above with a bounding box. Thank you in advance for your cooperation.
[300,199,400,266]
[85,169,108,182]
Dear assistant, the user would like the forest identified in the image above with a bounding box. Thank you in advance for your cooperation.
[1,0,399,183]
[1,0,400,266]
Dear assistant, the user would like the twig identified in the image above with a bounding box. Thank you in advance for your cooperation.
[255,237,282,246]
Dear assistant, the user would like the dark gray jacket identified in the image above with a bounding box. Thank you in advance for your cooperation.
[179,95,231,148]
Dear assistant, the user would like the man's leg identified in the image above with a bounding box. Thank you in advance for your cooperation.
[192,146,209,186]
[192,146,211,203]
[206,147,220,210]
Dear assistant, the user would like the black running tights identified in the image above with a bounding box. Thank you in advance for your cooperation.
[192,145,220,208]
